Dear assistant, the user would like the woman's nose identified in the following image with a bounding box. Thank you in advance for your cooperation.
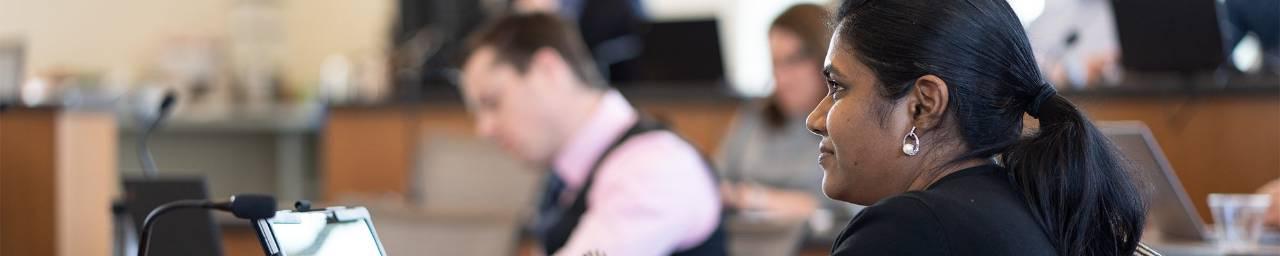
[806,97,830,137]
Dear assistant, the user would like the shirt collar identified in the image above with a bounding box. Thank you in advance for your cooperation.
[551,90,638,189]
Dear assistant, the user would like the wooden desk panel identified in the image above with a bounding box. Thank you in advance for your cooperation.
[323,106,413,201]
[324,94,1279,225]
[322,105,473,201]
[321,102,740,202]
[221,225,263,256]
[0,108,58,256]
[1074,95,1280,223]
[638,102,742,156]
[0,108,115,256]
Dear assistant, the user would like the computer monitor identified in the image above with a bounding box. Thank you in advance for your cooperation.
[1110,0,1227,73]
[253,207,387,256]
[1099,121,1210,242]
[609,19,726,85]
[123,177,223,256]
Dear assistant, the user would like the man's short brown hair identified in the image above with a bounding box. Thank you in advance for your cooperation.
[465,13,605,88]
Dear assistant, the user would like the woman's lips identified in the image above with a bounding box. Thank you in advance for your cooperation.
[819,140,835,154]
[818,140,835,165]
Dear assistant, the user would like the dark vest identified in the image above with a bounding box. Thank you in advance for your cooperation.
[539,119,727,256]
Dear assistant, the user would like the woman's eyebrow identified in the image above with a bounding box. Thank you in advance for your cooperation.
[823,65,844,80]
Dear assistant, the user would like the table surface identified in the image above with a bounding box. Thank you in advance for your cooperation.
[1146,229,1280,256]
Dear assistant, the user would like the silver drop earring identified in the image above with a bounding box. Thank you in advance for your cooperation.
[902,126,921,156]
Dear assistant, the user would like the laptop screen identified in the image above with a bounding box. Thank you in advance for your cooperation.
[1100,121,1208,241]
[257,207,386,256]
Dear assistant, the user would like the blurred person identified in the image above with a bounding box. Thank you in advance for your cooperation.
[1024,0,1121,89]
[811,0,1147,255]
[715,3,857,241]
[1029,0,1280,88]
[1222,0,1280,74]
[511,0,647,79]
[459,13,726,256]
[1262,179,1280,228]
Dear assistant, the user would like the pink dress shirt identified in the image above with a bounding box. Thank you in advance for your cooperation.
[549,90,721,256]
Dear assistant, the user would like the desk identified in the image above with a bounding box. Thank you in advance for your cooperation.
[326,83,1280,220]
[321,82,1280,255]
[0,107,116,256]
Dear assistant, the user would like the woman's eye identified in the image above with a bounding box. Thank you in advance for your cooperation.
[826,79,845,96]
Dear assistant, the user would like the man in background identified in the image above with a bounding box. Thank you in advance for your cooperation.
[457,13,726,256]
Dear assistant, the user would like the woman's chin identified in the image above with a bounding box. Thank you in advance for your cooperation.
[821,178,852,203]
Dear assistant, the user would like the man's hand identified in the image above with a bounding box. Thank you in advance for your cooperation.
[1260,179,1280,228]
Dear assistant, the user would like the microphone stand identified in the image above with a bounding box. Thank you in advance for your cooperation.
[137,91,174,179]
[137,200,210,256]
[136,195,276,256]
[114,90,176,256]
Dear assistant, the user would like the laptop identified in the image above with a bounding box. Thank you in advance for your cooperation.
[252,206,387,256]
[1099,121,1211,242]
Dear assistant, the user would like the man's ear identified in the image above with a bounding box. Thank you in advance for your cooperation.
[906,74,950,131]
[527,47,571,89]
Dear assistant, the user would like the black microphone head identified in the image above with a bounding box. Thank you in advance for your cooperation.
[158,90,176,116]
[229,194,277,219]
[1064,30,1080,47]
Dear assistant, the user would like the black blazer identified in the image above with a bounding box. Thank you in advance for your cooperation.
[831,165,1058,256]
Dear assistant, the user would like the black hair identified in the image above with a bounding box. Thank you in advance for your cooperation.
[834,0,1146,255]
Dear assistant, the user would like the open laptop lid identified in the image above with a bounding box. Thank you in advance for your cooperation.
[1099,121,1209,242]
[253,206,387,256]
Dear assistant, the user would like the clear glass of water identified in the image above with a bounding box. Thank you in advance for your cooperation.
[1209,193,1273,253]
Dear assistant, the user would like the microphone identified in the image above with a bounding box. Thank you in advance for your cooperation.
[137,194,276,256]
[210,194,278,219]
[135,89,176,179]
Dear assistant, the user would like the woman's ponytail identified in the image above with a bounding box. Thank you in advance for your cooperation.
[1003,93,1147,256]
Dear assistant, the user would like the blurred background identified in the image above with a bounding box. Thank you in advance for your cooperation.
[0,0,1277,255]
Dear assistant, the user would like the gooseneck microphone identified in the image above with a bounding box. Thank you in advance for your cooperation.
[136,90,176,179]
[137,194,276,256]
[211,194,278,219]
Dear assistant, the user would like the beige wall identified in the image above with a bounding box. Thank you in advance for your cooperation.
[0,0,393,90]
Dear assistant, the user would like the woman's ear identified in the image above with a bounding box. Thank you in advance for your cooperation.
[907,75,950,131]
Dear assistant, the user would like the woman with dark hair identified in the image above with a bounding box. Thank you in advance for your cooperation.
[809,0,1148,255]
